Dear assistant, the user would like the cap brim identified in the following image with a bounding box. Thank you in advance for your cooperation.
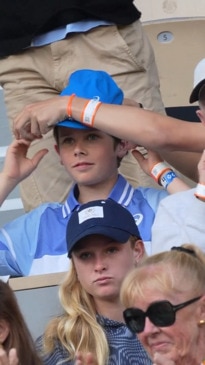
[56,119,92,130]
[189,79,205,103]
[68,226,131,257]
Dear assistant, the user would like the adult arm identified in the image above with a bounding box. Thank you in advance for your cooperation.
[13,96,205,152]
[152,150,205,253]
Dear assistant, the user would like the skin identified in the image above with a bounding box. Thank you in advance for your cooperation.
[13,96,205,154]
[0,139,47,206]
[131,289,205,365]
[55,127,128,203]
[55,127,189,202]
[72,234,145,365]
[0,127,189,210]
[72,235,144,321]
[0,320,18,365]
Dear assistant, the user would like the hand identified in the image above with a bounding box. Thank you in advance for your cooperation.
[13,96,68,140]
[2,139,48,184]
[74,352,98,365]
[132,148,163,177]
[197,149,205,184]
[0,348,18,365]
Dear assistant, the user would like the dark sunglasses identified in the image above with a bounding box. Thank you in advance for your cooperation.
[123,296,201,333]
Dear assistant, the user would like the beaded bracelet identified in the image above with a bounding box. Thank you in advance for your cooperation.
[160,170,177,188]
[81,97,102,127]
[150,161,171,185]
[194,183,205,202]
[66,93,76,120]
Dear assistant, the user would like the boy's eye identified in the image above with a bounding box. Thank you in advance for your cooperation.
[87,134,99,140]
[62,137,73,144]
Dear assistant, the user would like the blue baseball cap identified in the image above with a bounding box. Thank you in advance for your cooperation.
[57,69,124,130]
[66,199,141,257]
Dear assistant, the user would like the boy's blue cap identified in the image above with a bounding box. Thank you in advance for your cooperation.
[66,199,141,257]
[57,69,124,130]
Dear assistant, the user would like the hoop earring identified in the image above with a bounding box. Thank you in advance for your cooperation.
[199,319,205,325]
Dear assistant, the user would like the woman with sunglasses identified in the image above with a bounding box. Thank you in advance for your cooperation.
[121,244,205,365]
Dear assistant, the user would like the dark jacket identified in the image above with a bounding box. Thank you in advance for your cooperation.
[0,0,141,57]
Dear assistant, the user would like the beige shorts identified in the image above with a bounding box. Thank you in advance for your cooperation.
[0,20,165,211]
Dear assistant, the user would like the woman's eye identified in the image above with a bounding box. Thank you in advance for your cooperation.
[79,252,92,260]
[107,247,118,254]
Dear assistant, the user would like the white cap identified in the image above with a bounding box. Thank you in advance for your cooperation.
[190,58,205,103]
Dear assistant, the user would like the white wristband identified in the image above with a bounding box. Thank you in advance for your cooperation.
[151,161,170,184]
[194,183,205,201]
[82,97,102,126]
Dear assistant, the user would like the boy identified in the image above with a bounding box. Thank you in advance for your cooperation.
[0,70,184,277]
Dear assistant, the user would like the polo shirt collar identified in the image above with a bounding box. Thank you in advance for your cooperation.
[62,174,134,218]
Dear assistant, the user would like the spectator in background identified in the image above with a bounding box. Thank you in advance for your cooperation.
[0,0,167,212]
[36,199,151,365]
[121,244,205,365]
[0,279,42,365]
[151,59,205,254]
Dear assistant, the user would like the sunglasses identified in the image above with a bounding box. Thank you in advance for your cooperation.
[123,296,201,333]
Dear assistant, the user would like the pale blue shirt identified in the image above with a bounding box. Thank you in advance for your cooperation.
[31,20,113,47]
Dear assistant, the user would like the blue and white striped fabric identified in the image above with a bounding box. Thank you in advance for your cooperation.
[0,174,167,277]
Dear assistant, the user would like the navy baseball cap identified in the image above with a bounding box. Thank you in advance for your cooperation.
[66,199,141,257]
[57,69,124,130]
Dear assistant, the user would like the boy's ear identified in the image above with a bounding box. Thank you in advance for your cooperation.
[0,319,10,344]
[54,144,60,155]
[117,140,137,158]
[133,239,146,264]
[196,109,205,125]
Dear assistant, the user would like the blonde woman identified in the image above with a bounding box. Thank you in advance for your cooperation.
[121,244,205,365]
[36,199,151,365]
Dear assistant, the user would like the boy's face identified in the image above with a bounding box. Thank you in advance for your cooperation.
[55,127,127,186]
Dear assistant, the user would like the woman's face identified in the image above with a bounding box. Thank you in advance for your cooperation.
[131,290,204,365]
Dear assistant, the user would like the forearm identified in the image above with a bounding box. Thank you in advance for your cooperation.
[71,98,205,152]
[0,173,18,206]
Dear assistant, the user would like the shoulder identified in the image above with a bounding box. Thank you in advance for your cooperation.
[36,335,71,365]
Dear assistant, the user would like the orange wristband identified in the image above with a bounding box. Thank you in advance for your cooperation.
[66,93,76,119]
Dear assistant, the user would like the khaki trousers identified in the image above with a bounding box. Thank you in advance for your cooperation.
[0,20,165,211]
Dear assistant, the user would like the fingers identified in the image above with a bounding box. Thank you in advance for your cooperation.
[75,352,98,365]
[8,349,18,365]
[0,348,18,365]
[132,149,146,164]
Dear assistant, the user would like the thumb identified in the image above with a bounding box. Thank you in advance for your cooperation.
[31,148,48,168]
[132,149,145,164]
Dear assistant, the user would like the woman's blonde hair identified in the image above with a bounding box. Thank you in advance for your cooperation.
[42,261,109,365]
[42,235,140,365]
[121,244,205,308]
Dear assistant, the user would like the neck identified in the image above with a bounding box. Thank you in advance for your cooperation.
[94,297,125,322]
[77,175,118,204]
